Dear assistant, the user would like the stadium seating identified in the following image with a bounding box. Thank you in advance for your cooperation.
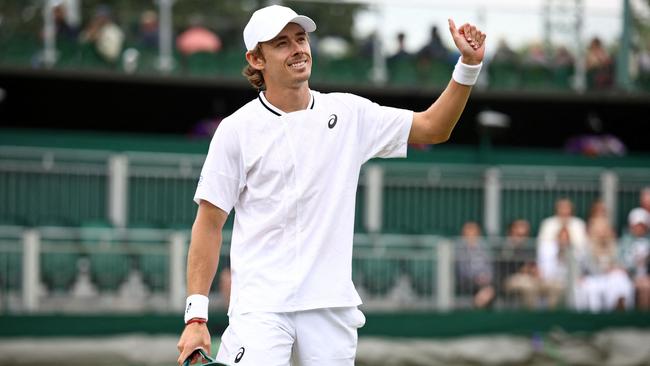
[41,250,80,292]
[405,256,436,297]
[0,250,21,292]
[387,58,419,86]
[80,222,132,291]
[487,62,520,90]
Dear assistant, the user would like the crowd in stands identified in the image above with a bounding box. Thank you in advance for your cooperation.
[385,26,650,91]
[5,1,649,91]
[34,2,224,71]
[456,188,650,312]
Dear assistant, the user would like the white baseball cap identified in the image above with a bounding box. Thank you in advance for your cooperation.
[628,207,650,227]
[243,5,317,51]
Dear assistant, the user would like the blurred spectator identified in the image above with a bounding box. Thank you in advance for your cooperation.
[417,25,449,62]
[176,15,222,57]
[137,9,158,49]
[523,42,549,67]
[632,187,650,219]
[553,45,574,68]
[500,219,542,309]
[189,117,222,139]
[491,38,518,65]
[455,222,495,309]
[564,113,626,157]
[538,198,589,255]
[587,199,608,223]
[619,208,650,310]
[79,5,124,63]
[359,32,378,58]
[586,37,614,89]
[537,225,573,309]
[53,1,79,41]
[387,32,411,63]
[576,215,634,312]
[638,39,650,75]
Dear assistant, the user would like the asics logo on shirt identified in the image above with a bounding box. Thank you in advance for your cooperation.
[234,347,245,363]
[328,114,338,129]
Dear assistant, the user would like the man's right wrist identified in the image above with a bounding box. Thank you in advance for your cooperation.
[184,294,209,324]
[185,317,208,326]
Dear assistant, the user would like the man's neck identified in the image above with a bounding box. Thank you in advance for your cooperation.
[263,85,311,113]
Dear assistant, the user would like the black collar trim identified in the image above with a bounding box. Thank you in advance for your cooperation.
[258,92,315,116]
[258,94,281,116]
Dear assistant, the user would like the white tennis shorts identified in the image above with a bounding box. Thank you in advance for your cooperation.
[215,306,366,366]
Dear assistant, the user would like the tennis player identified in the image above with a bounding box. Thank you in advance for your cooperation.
[178,5,486,365]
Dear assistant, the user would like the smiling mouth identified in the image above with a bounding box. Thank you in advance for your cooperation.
[288,60,308,69]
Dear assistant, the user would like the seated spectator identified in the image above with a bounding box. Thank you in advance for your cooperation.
[564,113,626,157]
[619,208,650,310]
[387,32,411,63]
[537,226,573,309]
[553,45,574,68]
[638,39,650,85]
[586,37,614,89]
[522,42,550,68]
[358,32,378,58]
[136,9,158,49]
[500,219,541,309]
[576,216,634,312]
[79,4,124,63]
[491,38,519,65]
[632,187,650,218]
[176,15,222,57]
[53,1,79,41]
[538,198,588,256]
[455,222,495,309]
[417,25,449,62]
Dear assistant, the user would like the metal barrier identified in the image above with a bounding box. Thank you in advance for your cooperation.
[2,146,650,234]
[0,147,110,226]
[0,225,600,314]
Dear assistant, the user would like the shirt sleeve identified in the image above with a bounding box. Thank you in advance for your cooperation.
[193,119,245,214]
[352,94,413,163]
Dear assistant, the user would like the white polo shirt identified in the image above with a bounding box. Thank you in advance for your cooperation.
[194,90,413,315]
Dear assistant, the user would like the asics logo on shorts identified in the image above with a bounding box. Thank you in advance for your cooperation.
[328,114,338,129]
[234,347,245,363]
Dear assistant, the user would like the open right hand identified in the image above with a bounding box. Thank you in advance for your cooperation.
[177,323,211,365]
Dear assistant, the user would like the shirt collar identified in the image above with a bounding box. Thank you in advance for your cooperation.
[258,90,315,116]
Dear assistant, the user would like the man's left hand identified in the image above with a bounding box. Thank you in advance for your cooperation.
[448,19,486,65]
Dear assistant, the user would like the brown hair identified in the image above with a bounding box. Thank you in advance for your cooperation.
[242,44,265,90]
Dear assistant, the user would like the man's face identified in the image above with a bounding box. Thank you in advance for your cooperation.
[556,199,573,218]
[631,222,648,237]
[255,22,312,89]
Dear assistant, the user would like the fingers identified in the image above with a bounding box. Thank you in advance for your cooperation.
[178,347,210,366]
[456,22,486,50]
[447,18,457,36]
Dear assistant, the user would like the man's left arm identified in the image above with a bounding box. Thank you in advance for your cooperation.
[409,19,486,144]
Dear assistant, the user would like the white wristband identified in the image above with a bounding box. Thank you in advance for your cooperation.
[452,56,483,86]
[184,294,209,323]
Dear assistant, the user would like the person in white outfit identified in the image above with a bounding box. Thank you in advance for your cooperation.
[574,216,634,312]
[537,226,573,308]
[176,4,487,366]
[619,208,650,310]
[538,198,588,257]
